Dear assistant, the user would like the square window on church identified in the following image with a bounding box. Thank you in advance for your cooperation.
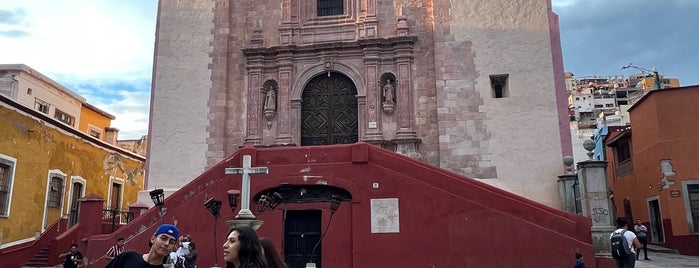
[318,0,343,16]
[490,74,509,98]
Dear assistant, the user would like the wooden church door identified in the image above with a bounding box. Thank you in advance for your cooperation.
[301,72,358,145]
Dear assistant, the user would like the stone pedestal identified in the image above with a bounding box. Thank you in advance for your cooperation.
[226,219,264,230]
[577,160,615,256]
[557,174,578,213]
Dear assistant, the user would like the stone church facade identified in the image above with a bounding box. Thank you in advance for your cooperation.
[145,0,572,207]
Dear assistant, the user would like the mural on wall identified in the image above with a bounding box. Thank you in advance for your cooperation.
[103,153,144,186]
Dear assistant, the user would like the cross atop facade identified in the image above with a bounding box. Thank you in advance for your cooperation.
[225,155,269,219]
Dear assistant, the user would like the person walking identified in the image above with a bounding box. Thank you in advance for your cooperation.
[634,219,651,260]
[105,223,180,268]
[611,217,641,268]
[105,237,126,260]
[573,252,585,268]
[260,237,287,268]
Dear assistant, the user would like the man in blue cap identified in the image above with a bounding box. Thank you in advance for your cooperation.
[106,223,180,268]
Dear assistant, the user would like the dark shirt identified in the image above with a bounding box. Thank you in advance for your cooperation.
[105,251,163,268]
[63,251,83,268]
[184,249,197,266]
[574,259,586,268]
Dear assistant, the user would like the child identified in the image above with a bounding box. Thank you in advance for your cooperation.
[574,252,586,268]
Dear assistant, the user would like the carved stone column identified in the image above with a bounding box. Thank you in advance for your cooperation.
[244,56,264,145]
[395,41,416,139]
[362,44,382,142]
[276,49,294,144]
[578,140,614,257]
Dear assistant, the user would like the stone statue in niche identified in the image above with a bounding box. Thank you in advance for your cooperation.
[264,89,276,112]
[383,78,395,114]
[264,89,277,129]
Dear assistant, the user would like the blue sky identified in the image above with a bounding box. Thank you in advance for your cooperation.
[1,0,697,139]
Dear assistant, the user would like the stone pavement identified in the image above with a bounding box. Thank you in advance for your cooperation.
[633,245,699,268]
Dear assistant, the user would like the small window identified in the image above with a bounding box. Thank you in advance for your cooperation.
[88,126,102,139]
[35,98,50,114]
[615,139,632,163]
[27,88,32,95]
[317,0,343,16]
[48,176,64,208]
[54,109,75,126]
[0,157,16,217]
[687,184,699,233]
[490,74,509,98]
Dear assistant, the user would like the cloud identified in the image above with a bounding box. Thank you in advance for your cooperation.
[553,0,699,86]
[0,1,157,139]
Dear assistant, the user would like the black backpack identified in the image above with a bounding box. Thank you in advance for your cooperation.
[610,230,632,259]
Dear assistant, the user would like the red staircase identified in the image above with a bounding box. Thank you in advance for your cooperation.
[22,245,51,267]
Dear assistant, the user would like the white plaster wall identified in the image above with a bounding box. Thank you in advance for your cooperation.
[452,0,564,206]
[146,0,214,194]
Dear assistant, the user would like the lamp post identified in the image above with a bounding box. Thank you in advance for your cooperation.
[621,63,662,90]
[306,195,343,268]
[204,198,223,268]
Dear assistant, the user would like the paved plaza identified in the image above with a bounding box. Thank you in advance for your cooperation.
[634,251,699,268]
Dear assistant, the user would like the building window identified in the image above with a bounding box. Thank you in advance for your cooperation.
[615,139,631,163]
[688,183,699,233]
[88,125,102,139]
[317,0,343,16]
[35,98,50,114]
[27,88,32,95]
[490,74,509,98]
[48,176,64,208]
[54,109,75,126]
[0,155,17,217]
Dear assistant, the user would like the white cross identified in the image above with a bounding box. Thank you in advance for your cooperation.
[225,155,269,219]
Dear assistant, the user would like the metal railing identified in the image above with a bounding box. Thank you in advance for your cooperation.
[102,207,134,234]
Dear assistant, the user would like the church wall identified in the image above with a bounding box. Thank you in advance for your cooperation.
[431,0,564,206]
[147,0,215,196]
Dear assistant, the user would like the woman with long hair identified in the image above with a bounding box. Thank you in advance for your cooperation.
[259,237,287,268]
[223,226,266,268]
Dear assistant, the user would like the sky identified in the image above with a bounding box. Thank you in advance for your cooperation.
[1,0,697,140]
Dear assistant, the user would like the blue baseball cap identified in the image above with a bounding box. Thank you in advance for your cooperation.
[154,224,180,240]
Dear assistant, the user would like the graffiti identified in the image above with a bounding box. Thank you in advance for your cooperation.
[591,207,609,223]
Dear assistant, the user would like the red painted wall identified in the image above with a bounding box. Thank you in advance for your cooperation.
[75,143,594,267]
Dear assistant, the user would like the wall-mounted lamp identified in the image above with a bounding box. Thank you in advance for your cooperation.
[330,195,342,214]
[227,190,241,213]
[258,192,284,212]
[204,197,222,218]
[149,188,165,207]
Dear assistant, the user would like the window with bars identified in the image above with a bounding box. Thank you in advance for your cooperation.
[689,184,699,233]
[317,0,343,16]
[48,176,64,208]
[0,163,11,216]
[54,109,75,126]
[35,98,50,114]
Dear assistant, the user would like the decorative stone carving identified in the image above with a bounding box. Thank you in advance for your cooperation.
[380,73,397,114]
[262,80,279,129]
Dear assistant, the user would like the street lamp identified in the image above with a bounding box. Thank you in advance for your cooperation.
[621,63,663,90]
[149,188,165,207]
[227,190,241,213]
[204,197,223,268]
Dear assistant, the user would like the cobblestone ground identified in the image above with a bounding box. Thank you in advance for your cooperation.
[634,251,699,268]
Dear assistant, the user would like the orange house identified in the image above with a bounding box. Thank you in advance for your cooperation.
[605,85,699,255]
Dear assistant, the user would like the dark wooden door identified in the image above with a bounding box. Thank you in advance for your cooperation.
[68,182,83,226]
[284,210,322,268]
[301,72,358,145]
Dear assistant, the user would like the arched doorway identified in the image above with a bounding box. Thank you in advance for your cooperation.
[301,72,358,145]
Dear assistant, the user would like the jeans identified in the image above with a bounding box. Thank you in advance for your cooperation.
[615,253,636,268]
[637,236,648,259]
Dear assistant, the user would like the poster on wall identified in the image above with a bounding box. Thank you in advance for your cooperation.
[370,198,400,233]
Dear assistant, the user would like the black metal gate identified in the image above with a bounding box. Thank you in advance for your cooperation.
[301,72,358,145]
[284,210,322,268]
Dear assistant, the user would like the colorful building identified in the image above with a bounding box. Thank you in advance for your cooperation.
[605,85,699,255]
[0,68,145,251]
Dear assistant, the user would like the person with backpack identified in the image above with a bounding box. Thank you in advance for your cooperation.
[610,217,641,268]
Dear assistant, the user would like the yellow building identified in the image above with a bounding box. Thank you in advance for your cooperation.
[0,84,144,250]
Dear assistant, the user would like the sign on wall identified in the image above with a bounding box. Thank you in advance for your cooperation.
[370,198,400,233]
